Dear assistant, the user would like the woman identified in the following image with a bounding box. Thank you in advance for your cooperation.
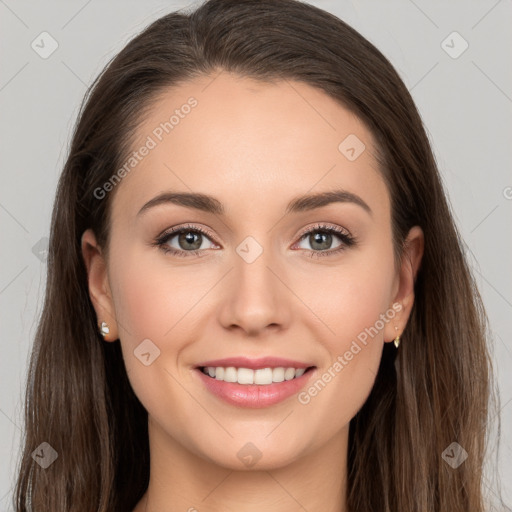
[14,0,504,510]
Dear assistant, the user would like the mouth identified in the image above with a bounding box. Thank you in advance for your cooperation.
[193,364,317,408]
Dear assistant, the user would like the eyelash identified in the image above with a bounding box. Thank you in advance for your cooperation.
[153,223,356,259]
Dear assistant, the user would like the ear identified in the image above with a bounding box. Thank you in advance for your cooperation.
[384,225,424,343]
[81,228,118,342]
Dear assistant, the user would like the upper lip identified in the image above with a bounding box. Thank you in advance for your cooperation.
[195,356,315,370]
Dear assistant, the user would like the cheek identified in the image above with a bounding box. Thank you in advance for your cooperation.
[294,260,394,441]
[307,241,395,398]
[308,247,395,345]
[112,262,168,341]
[109,243,205,343]
[108,247,196,424]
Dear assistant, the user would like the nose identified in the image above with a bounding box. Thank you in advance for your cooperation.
[217,244,291,336]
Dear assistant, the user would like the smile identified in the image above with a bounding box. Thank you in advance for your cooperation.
[195,366,317,408]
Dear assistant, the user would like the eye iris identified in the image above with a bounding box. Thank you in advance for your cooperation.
[310,231,332,250]
[179,231,202,250]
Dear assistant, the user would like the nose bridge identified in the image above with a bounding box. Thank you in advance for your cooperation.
[235,235,275,294]
[217,233,290,334]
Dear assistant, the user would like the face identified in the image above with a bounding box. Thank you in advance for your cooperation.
[82,71,422,471]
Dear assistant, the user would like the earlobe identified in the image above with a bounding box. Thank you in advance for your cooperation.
[81,229,118,341]
[384,225,424,344]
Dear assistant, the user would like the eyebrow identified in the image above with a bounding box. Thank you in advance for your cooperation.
[137,189,372,218]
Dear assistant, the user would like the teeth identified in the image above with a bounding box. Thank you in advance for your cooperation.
[272,367,285,382]
[224,366,237,383]
[254,368,272,385]
[203,366,309,385]
[238,367,254,384]
[284,367,295,380]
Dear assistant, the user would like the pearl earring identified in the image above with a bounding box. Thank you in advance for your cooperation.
[99,321,110,338]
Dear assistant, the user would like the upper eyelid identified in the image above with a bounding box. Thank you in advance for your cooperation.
[296,223,351,239]
[159,224,217,242]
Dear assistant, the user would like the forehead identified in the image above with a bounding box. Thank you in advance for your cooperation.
[110,71,388,224]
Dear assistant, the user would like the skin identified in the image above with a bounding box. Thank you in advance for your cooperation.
[81,71,423,512]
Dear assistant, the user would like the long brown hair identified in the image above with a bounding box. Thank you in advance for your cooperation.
[13,0,504,510]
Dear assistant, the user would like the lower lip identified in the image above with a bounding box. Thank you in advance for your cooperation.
[195,367,316,408]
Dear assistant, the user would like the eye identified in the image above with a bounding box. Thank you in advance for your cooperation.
[153,224,218,258]
[153,222,356,259]
[293,223,356,258]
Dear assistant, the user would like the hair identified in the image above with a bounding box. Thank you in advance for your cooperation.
[13,0,504,510]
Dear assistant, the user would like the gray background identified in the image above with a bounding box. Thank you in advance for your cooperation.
[1,0,511,509]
